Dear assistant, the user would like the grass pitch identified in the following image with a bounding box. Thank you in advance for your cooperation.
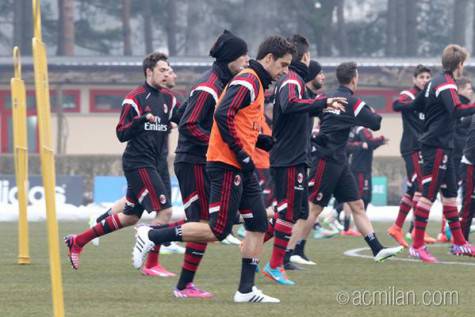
[1,221,474,317]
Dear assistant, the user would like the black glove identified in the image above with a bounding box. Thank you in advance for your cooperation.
[314,134,328,146]
[236,150,255,173]
[256,134,275,152]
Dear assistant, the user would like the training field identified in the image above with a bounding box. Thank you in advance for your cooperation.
[1,221,474,317]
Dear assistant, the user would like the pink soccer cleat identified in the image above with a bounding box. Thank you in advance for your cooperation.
[173,283,214,299]
[141,264,176,277]
[64,235,83,270]
[450,243,475,257]
[409,245,438,263]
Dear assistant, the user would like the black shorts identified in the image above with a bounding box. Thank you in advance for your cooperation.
[157,155,171,199]
[402,151,423,196]
[174,162,210,222]
[271,165,308,222]
[420,146,457,201]
[256,168,274,208]
[308,158,359,207]
[123,167,172,218]
[353,171,372,207]
[207,164,268,241]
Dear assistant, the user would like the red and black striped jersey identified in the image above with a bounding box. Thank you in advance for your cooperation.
[175,62,233,164]
[315,86,381,163]
[116,82,180,171]
[270,61,327,168]
[413,72,475,150]
[393,86,424,155]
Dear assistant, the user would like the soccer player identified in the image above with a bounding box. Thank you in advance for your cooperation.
[460,112,475,241]
[387,65,431,248]
[263,35,346,284]
[173,30,249,298]
[132,36,296,303]
[307,62,403,262]
[64,52,180,272]
[409,44,475,263]
[349,126,386,210]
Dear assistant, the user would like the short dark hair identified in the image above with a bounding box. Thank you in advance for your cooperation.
[457,76,472,89]
[414,64,431,77]
[256,36,295,60]
[336,62,358,85]
[442,44,468,72]
[287,34,309,62]
[142,52,168,77]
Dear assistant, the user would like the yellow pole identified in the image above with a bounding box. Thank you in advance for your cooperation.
[11,47,31,265]
[32,0,65,316]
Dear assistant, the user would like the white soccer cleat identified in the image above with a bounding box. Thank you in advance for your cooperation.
[132,226,155,269]
[290,255,316,265]
[221,233,241,245]
[233,286,280,303]
[160,242,186,254]
[374,246,404,263]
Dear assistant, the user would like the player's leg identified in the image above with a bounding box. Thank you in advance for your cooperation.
[440,157,475,256]
[174,162,212,298]
[235,172,279,303]
[338,166,403,262]
[267,166,303,277]
[460,162,475,241]
[410,148,447,263]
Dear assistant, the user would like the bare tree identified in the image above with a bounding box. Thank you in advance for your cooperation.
[143,0,153,53]
[13,0,33,55]
[395,0,407,56]
[406,0,417,56]
[57,0,75,56]
[453,0,468,45]
[167,0,177,56]
[336,0,349,56]
[122,0,132,56]
[385,0,397,56]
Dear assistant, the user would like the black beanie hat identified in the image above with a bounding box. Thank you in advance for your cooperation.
[209,30,248,63]
[305,60,322,83]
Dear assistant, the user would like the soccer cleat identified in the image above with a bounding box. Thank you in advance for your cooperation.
[221,233,241,245]
[174,283,213,299]
[387,224,409,248]
[313,226,339,239]
[233,286,280,303]
[160,242,186,255]
[142,264,176,277]
[409,245,438,263]
[290,254,316,265]
[424,233,437,244]
[237,225,246,238]
[283,261,302,270]
[132,226,155,269]
[262,262,295,285]
[450,243,475,257]
[64,235,83,270]
[412,231,436,244]
[340,229,362,237]
[374,246,404,262]
[436,233,450,243]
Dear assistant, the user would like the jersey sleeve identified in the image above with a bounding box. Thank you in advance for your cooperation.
[178,86,218,145]
[278,78,327,116]
[116,97,147,142]
[352,98,382,131]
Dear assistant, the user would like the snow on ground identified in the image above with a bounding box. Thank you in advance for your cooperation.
[0,201,446,222]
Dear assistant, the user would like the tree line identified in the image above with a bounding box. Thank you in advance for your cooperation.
[2,0,475,57]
